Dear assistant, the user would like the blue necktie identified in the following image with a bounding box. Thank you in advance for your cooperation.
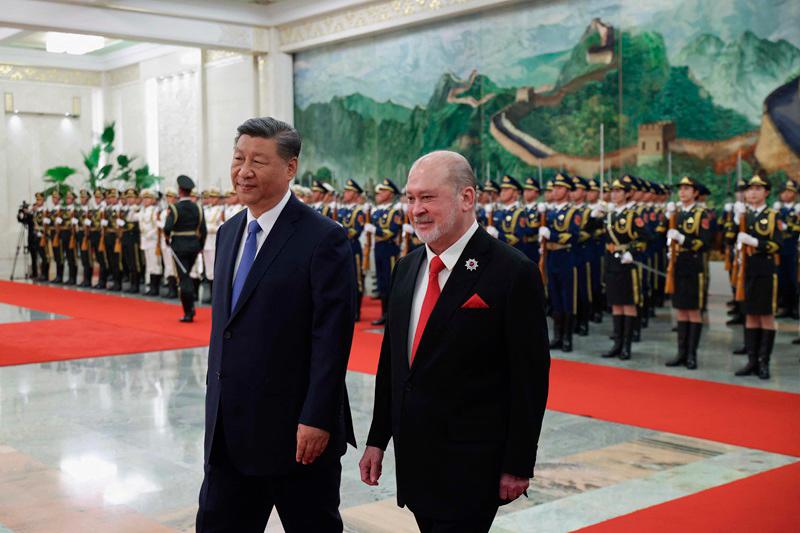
[231,220,262,312]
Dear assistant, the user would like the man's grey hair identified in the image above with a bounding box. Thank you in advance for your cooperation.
[409,150,476,193]
[235,117,301,161]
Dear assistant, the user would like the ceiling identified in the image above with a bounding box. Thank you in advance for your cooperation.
[0,29,138,56]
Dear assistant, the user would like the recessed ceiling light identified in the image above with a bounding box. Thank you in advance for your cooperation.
[46,32,105,55]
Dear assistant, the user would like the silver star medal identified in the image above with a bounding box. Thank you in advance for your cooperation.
[465,258,479,271]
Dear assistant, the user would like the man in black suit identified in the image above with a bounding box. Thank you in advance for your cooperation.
[197,117,357,532]
[359,151,550,532]
[164,174,207,322]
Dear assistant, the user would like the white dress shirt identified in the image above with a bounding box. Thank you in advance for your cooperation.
[233,189,292,280]
[408,220,480,360]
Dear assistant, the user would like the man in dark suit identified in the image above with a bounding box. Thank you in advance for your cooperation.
[197,117,357,532]
[359,151,550,532]
[164,175,207,322]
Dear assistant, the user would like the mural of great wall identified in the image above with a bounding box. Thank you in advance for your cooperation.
[294,0,800,202]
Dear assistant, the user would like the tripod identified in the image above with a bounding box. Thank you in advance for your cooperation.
[10,225,31,281]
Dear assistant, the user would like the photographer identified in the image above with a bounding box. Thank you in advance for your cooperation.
[16,199,39,280]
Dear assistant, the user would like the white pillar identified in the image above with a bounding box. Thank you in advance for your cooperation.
[259,28,294,124]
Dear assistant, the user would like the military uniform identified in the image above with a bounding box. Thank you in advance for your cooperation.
[492,175,528,254]
[102,189,125,291]
[75,190,94,286]
[31,193,49,281]
[368,179,402,325]
[776,180,800,318]
[48,192,65,283]
[138,190,163,296]
[521,177,543,264]
[338,179,368,320]
[164,175,207,321]
[121,188,142,293]
[202,188,225,303]
[586,178,607,321]
[160,189,179,298]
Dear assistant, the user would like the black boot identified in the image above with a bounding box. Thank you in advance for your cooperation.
[192,278,201,302]
[81,267,93,287]
[562,314,573,352]
[126,272,140,293]
[179,294,195,323]
[757,329,775,380]
[145,274,161,296]
[602,315,624,358]
[52,263,64,284]
[110,275,122,291]
[202,280,213,304]
[166,276,178,299]
[686,322,702,370]
[66,262,77,285]
[548,313,563,350]
[371,296,387,326]
[735,328,761,376]
[619,316,634,360]
[93,274,106,290]
[632,316,641,343]
[665,321,689,367]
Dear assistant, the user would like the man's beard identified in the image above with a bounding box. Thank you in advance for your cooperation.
[414,208,458,244]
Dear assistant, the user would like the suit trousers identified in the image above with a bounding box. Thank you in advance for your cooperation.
[196,413,344,533]
[412,507,498,533]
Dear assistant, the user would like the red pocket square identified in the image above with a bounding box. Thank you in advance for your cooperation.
[462,293,489,309]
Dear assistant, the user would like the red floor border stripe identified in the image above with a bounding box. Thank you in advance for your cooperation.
[576,461,800,532]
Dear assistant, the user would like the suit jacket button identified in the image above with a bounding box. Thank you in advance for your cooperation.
[405,383,412,392]
[216,371,222,380]
[224,330,232,339]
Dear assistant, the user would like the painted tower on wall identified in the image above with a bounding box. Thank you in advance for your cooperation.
[294,0,800,203]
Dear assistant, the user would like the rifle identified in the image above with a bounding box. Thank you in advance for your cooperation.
[68,209,77,251]
[734,211,748,302]
[52,210,62,248]
[362,206,372,271]
[538,211,548,286]
[664,210,678,295]
[113,209,124,254]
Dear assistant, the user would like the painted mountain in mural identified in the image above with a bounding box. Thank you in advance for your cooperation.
[674,31,800,124]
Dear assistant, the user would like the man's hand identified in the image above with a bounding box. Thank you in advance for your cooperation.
[358,445,384,486]
[295,424,330,465]
[499,473,529,501]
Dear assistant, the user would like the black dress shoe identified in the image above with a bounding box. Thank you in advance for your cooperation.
[179,315,194,323]
[371,317,386,326]
[726,315,744,325]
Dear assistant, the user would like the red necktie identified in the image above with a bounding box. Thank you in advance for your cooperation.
[411,256,446,364]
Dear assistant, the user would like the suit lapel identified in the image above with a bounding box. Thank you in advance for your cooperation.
[220,211,246,321]
[409,228,492,376]
[390,247,425,369]
[226,195,301,326]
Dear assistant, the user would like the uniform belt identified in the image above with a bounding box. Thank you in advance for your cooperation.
[545,243,571,251]
[172,231,198,236]
[606,243,629,252]
[522,236,539,244]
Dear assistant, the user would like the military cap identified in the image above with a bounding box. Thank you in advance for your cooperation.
[124,187,139,199]
[524,177,541,191]
[697,183,711,196]
[344,179,364,194]
[206,187,221,198]
[106,188,119,198]
[35,192,45,200]
[224,189,236,197]
[140,189,157,199]
[483,179,501,193]
[588,177,601,191]
[176,174,195,191]
[165,187,178,198]
[93,188,105,197]
[311,180,326,193]
[781,180,798,193]
[545,180,554,191]
[500,175,523,192]
[322,182,336,194]
[66,190,76,199]
[375,178,401,195]
[476,182,484,192]
[51,189,61,197]
[552,173,574,190]
[612,175,635,191]
[677,176,699,189]
[747,174,770,190]
[735,177,748,191]
[571,175,588,190]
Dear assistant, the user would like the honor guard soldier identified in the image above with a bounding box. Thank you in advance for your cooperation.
[540,173,581,352]
[522,177,544,263]
[17,195,39,280]
[570,175,598,336]
[138,190,163,296]
[310,180,326,213]
[364,178,402,326]
[601,175,650,360]
[102,188,124,291]
[734,175,782,379]
[477,179,500,229]
[664,177,712,369]
[121,188,142,293]
[475,182,488,226]
[323,182,338,221]
[90,189,110,289]
[32,192,49,281]
[60,190,79,285]
[202,187,225,304]
[776,180,799,319]
[223,190,242,221]
[487,175,528,253]
[724,178,749,327]
[164,175,207,322]
[76,189,94,286]
[338,179,368,320]
[48,190,65,284]
[586,178,606,321]
[160,188,179,299]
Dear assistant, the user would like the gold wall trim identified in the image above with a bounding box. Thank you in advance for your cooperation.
[0,64,102,86]
[204,49,244,64]
[106,64,140,86]
[279,0,473,49]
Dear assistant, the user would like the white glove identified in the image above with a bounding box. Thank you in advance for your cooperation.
[536,203,547,214]
[733,201,746,216]
[773,201,782,210]
[116,218,125,227]
[486,226,499,238]
[737,232,758,247]
[55,217,63,225]
[666,201,676,215]
[621,251,634,264]
[43,217,51,225]
[364,223,376,235]
[794,204,800,216]
[724,203,733,213]
[590,208,603,218]
[538,226,551,240]
[156,220,165,229]
[84,219,92,226]
[100,219,109,227]
[71,217,79,225]
[402,223,414,235]
[667,228,685,244]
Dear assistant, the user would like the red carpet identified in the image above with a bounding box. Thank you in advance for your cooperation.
[578,461,800,532]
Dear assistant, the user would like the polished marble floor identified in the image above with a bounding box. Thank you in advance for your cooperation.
[0,266,798,532]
